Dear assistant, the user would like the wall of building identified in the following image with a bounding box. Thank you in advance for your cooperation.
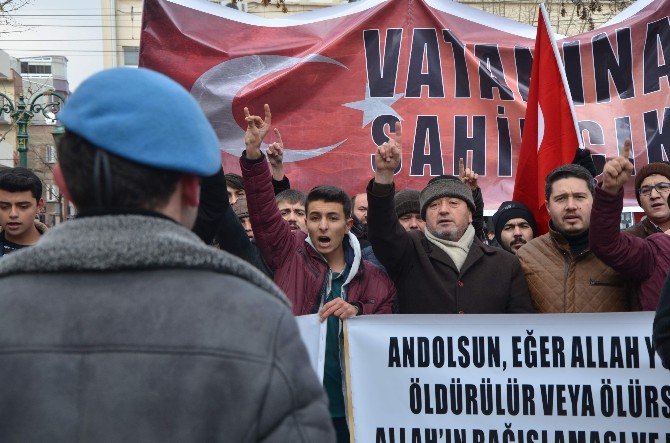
[101,0,143,68]
[0,50,23,169]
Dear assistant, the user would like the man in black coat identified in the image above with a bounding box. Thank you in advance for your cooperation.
[367,122,533,314]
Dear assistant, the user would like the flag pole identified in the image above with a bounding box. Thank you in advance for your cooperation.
[539,3,584,149]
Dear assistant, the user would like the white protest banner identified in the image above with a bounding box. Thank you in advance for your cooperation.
[344,313,669,442]
[296,314,327,382]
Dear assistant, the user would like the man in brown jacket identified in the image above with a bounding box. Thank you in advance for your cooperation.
[367,122,533,314]
[517,164,632,312]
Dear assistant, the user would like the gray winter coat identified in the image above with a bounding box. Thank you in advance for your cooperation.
[0,214,335,442]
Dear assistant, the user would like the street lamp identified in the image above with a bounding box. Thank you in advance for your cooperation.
[0,90,66,168]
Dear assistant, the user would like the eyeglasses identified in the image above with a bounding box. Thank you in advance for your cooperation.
[637,182,670,196]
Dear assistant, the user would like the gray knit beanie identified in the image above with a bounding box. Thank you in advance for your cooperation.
[420,177,475,219]
[232,196,249,219]
[394,189,421,217]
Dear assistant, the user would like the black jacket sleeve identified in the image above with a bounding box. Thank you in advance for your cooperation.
[192,168,228,245]
[654,276,670,369]
[272,176,291,195]
[366,179,414,280]
[472,187,485,241]
[192,167,270,275]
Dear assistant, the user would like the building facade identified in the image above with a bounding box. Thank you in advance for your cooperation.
[0,49,22,169]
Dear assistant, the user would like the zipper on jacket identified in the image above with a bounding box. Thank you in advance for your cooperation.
[298,248,321,277]
[589,278,624,287]
[562,250,570,311]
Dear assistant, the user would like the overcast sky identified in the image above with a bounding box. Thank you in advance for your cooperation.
[0,0,105,91]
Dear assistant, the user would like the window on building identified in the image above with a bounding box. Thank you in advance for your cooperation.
[46,184,59,202]
[25,64,51,75]
[46,145,57,164]
[20,62,28,73]
[123,46,140,67]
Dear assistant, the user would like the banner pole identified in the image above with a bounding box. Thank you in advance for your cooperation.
[343,319,355,443]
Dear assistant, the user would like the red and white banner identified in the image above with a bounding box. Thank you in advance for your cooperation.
[140,0,670,210]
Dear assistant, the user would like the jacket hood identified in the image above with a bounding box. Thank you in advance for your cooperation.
[0,214,288,306]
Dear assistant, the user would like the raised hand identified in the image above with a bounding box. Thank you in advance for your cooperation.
[374,121,402,185]
[602,139,633,195]
[267,128,285,181]
[458,157,479,191]
[244,104,272,160]
[267,128,284,166]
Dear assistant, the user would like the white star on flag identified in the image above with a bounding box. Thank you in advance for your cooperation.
[343,85,404,128]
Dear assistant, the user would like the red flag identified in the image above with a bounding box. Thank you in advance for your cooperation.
[513,4,582,235]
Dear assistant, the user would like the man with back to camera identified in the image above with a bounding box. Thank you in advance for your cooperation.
[0,68,334,442]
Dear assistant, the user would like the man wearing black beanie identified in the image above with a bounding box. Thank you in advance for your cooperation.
[491,201,537,254]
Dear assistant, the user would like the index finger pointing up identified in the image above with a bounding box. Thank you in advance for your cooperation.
[264,104,272,125]
[243,107,250,119]
[274,128,283,145]
[621,139,631,160]
[394,121,402,146]
[458,158,465,177]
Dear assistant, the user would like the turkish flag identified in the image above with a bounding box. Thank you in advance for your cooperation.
[512,5,582,235]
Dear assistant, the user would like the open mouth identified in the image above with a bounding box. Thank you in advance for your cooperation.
[651,203,665,210]
[5,222,20,230]
[317,236,331,248]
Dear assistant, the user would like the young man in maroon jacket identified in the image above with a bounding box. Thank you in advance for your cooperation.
[589,140,670,311]
[239,104,396,442]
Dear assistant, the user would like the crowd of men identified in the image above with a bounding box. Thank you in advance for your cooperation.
[0,67,668,441]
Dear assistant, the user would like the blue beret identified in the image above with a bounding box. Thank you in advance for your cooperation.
[58,68,221,176]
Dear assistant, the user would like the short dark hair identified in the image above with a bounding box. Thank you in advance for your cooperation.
[544,164,595,200]
[306,185,352,218]
[0,167,42,200]
[276,189,306,206]
[225,173,244,192]
[56,130,180,211]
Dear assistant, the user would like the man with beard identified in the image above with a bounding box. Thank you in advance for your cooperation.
[366,122,532,314]
[350,193,368,244]
[276,189,307,233]
[491,201,537,254]
[394,189,425,232]
[517,164,632,313]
